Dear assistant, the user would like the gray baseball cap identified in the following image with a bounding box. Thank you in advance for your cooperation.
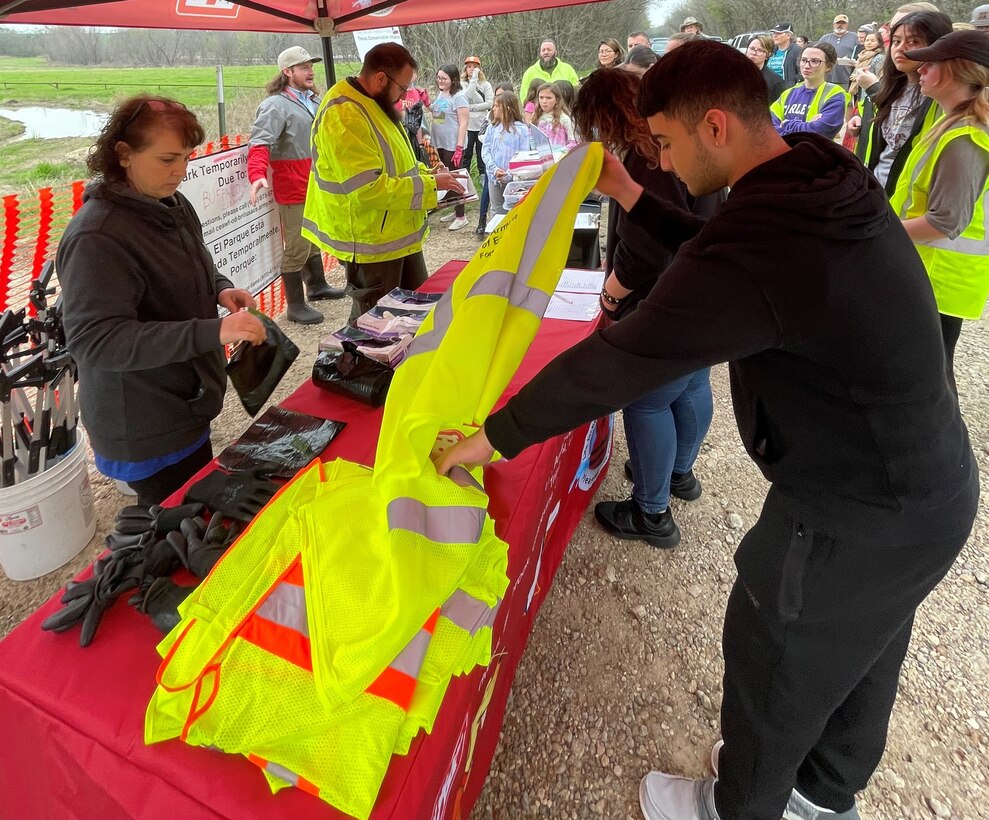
[278,46,322,70]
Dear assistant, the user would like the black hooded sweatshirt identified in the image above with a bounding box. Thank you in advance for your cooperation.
[57,181,233,462]
[487,134,977,540]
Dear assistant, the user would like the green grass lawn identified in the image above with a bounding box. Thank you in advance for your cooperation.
[0,57,360,194]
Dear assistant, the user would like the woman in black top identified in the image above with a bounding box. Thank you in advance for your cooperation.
[746,35,788,103]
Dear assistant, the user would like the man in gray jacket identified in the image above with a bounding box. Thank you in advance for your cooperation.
[819,14,858,87]
[248,46,344,324]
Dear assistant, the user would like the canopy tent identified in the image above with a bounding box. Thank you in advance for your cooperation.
[0,0,605,34]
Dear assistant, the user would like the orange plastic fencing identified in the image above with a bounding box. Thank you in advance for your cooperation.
[0,134,337,319]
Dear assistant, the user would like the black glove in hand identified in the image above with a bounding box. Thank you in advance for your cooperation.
[168,514,241,578]
[184,469,279,523]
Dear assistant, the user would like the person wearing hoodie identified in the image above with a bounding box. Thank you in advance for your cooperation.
[57,96,266,505]
[436,41,977,820]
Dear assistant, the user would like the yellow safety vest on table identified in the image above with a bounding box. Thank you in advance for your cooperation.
[146,144,604,820]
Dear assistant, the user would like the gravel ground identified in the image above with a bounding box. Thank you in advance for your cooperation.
[1,201,986,819]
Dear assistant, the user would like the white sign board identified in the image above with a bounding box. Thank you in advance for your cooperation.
[352,27,404,61]
[178,145,282,296]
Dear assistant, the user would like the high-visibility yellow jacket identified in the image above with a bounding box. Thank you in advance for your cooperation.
[302,79,437,264]
[146,143,604,820]
[890,120,989,320]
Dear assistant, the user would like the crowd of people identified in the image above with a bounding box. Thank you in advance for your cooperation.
[51,5,988,818]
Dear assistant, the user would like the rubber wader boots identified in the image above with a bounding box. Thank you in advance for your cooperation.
[304,255,346,301]
[282,269,324,325]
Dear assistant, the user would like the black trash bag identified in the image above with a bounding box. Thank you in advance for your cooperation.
[217,406,345,478]
[226,309,300,416]
[312,342,393,407]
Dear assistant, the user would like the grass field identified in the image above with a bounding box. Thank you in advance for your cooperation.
[0,57,361,194]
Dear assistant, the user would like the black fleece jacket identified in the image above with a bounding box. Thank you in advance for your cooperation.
[487,134,977,539]
[57,181,233,462]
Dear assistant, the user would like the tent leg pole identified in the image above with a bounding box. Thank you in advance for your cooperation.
[321,36,336,87]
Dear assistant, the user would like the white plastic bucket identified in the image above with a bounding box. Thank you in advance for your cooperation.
[0,430,97,581]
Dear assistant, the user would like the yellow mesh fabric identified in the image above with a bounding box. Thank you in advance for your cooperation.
[145,147,604,819]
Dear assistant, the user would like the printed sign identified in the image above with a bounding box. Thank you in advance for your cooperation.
[178,146,282,297]
[352,27,404,60]
[175,0,240,18]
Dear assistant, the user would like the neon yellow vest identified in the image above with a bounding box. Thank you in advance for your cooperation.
[890,120,989,320]
[147,144,604,819]
[864,98,940,171]
[771,82,850,140]
[302,79,438,264]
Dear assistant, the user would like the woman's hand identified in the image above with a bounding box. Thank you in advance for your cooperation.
[220,311,266,346]
[847,115,862,134]
[595,150,642,211]
[218,288,257,313]
[494,168,507,181]
[856,68,878,89]
[432,427,496,476]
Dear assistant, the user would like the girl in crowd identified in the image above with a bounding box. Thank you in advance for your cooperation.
[745,34,787,102]
[533,82,575,149]
[461,56,493,183]
[890,30,989,391]
[623,45,658,76]
[595,37,625,69]
[571,69,719,549]
[852,11,953,192]
[770,41,850,140]
[474,82,514,235]
[480,90,529,217]
[56,95,265,505]
[522,78,542,124]
[399,71,431,162]
[848,30,885,98]
[796,35,810,46]
[554,80,576,116]
[430,64,471,231]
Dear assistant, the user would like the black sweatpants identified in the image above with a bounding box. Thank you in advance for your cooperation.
[462,129,486,179]
[128,439,213,507]
[436,147,465,218]
[713,485,976,820]
[343,251,428,322]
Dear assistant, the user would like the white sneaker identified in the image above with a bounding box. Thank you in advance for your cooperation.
[439,212,456,222]
[115,479,137,497]
[448,216,469,231]
[639,773,720,820]
[783,789,862,820]
[711,739,723,776]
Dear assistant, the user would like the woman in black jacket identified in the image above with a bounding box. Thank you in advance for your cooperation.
[571,69,721,549]
[746,35,788,103]
[57,95,265,504]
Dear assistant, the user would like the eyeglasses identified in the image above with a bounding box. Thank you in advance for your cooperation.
[747,45,768,54]
[118,98,188,141]
[799,57,825,66]
[383,72,409,96]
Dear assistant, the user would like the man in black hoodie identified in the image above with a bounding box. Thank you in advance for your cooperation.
[436,42,978,820]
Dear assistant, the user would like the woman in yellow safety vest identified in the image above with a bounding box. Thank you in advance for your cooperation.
[890,30,989,392]
[770,41,850,140]
[850,11,954,194]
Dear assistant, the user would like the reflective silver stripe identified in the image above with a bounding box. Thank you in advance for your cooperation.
[389,627,431,678]
[448,465,483,492]
[311,167,381,195]
[302,216,427,258]
[406,146,589,360]
[255,582,309,638]
[441,589,500,635]
[265,760,301,786]
[386,497,485,544]
[926,189,989,255]
[409,173,425,211]
[317,94,395,176]
[517,142,590,287]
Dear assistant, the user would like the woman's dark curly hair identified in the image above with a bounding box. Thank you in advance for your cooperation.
[571,69,659,166]
[87,94,205,183]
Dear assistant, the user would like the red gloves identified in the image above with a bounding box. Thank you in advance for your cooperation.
[451,146,464,167]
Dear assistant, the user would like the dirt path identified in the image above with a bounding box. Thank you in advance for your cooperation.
[1,204,986,818]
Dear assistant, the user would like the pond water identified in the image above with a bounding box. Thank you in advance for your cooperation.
[0,107,108,141]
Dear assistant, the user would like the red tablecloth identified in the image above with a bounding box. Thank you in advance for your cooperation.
[0,260,610,820]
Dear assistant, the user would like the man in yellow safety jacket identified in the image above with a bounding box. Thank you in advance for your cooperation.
[302,43,464,320]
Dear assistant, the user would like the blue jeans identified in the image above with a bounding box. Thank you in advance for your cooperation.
[623,368,713,513]
[479,173,490,219]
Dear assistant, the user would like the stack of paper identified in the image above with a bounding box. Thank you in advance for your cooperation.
[544,268,606,322]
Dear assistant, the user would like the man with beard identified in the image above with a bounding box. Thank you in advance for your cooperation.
[302,43,463,320]
[248,46,345,325]
[520,40,580,101]
[437,40,977,820]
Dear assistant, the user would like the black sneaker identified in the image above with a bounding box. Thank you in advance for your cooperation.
[594,498,681,549]
[623,460,702,502]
